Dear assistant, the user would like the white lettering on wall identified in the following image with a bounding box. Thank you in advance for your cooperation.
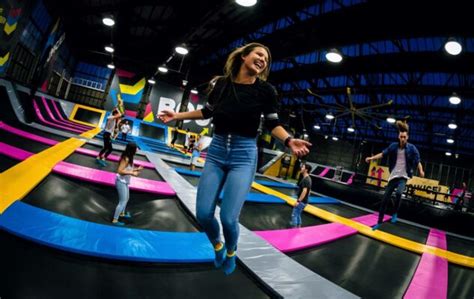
[157,97,176,115]
[158,98,210,127]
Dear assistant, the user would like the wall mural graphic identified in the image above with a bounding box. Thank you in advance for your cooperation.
[106,69,211,134]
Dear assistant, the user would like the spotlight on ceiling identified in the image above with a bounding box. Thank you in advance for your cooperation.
[386,117,396,124]
[148,78,156,85]
[102,17,115,27]
[175,46,189,55]
[444,38,462,55]
[448,123,457,130]
[446,138,454,144]
[347,127,355,133]
[449,92,461,105]
[325,113,334,120]
[313,125,321,130]
[107,63,115,69]
[445,152,452,156]
[158,66,168,73]
[332,136,339,141]
[105,45,114,53]
[325,48,343,63]
[235,0,257,7]
[190,89,198,95]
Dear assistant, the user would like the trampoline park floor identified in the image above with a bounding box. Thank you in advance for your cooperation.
[179,173,474,298]
[0,90,472,297]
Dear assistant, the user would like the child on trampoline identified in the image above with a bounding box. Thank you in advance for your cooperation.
[96,108,122,166]
[112,142,143,225]
[290,163,312,228]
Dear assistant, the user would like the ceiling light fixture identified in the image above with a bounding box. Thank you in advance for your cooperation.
[332,136,339,141]
[386,117,396,124]
[190,89,198,94]
[347,127,355,133]
[158,66,168,73]
[444,38,462,55]
[325,48,343,63]
[325,113,334,120]
[445,152,452,156]
[148,78,156,85]
[175,46,189,55]
[235,0,257,7]
[446,138,454,144]
[313,125,321,130]
[448,123,457,130]
[107,63,115,69]
[105,45,114,53]
[449,92,461,105]
[102,17,115,27]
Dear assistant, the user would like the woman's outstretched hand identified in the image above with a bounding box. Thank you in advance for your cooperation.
[158,110,177,123]
[288,138,312,157]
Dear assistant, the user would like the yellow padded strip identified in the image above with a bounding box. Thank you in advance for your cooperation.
[0,128,101,213]
[252,182,474,268]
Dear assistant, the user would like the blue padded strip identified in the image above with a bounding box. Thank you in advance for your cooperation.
[0,201,213,263]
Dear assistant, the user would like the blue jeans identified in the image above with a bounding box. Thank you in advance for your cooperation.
[196,134,257,252]
[291,202,306,227]
[114,178,130,220]
[378,177,407,224]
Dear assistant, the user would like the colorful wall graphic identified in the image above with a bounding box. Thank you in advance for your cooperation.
[106,69,153,121]
[0,2,23,75]
[105,68,211,134]
[149,80,211,134]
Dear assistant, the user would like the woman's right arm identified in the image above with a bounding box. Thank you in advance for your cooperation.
[365,152,383,163]
[117,158,139,176]
[158,109,204,123]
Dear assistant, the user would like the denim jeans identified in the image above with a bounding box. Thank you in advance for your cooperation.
[99,132,113,158]
[291,202,306,227]
[114,177,130,220]
[378,177,407,223]
[196,134,257,252]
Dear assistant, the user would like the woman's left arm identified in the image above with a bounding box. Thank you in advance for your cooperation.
[271,126,312,157]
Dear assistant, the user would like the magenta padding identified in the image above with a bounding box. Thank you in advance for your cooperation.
[0,122,155,169]
[0,142,175,196]
[404,229,448,299]
[450,188,463,203]
[0,121,56,146]
[54,161,175,196]
[0,142,33,160]
[346,173,355,184]
[318,167,329,177]
[75,148,154,169]
[49,99,93,129]
[41,97,88,131]
[33,99,85,134]
[403,253,448,299]
[426,229,447,250]
[255,223,357,253]
[255,213,393,253]
[41,97,85,130]
[352,213,391,226]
